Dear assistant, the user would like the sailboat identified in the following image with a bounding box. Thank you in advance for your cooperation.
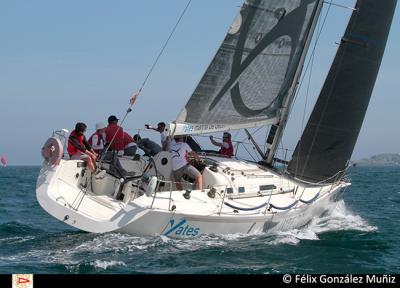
[0,156,6,168]
[36,0,396,237]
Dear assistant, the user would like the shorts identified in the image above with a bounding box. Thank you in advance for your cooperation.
[70,152,89,160]
[124,145,137,156]
[173,164,200,181]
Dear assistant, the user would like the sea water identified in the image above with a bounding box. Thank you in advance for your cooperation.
[0,166,399,274]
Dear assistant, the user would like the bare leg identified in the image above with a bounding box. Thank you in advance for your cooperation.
[91,156,97,169]
[87,152,97,169]
[85,158,95,173]
[196,174,203,190]
[176,182,183,191]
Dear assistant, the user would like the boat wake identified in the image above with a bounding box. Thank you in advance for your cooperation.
[310,200,377,234]
[269,200,377,246]
[0,200,377,272]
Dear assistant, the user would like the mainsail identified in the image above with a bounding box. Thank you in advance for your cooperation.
[287,0,397,183]
[173,0,323,135]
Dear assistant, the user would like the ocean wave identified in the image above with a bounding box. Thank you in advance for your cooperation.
[0,201,378,268]
[0,235,35,244]
[73,233,163,253]
[311,200,377,233]
[261,200,377,246]
[91,260,127,270]
[0,222,46,236]
[268,229,320,246]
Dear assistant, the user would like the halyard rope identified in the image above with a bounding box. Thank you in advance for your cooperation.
[99,0,192,164]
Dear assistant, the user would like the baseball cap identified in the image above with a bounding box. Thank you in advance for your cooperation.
[108,115,119,123]
[96,122,106,130]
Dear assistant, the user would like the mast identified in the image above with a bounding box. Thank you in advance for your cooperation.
[265,0,324,165]
[287,0,397,183]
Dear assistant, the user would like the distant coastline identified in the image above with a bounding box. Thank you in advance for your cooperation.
[354,153,400,166]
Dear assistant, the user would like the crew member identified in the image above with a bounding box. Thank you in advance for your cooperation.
[209,132,234,157]
[88,122,106,154]
[105,115,125,153]
[170,135,203,191]
[145,122,170,151]
[67,122,97,172]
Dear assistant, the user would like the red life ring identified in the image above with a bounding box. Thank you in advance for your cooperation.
[41,137,63,166]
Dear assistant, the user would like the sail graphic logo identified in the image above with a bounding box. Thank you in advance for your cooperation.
[209,0,318,117]
[12,274,33,288]
[163,219,200,237]
[183,124,226,134]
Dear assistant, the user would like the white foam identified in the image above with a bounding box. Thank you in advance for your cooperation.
[311,200,377,233]
[156,233,248,252]
[73,233,158,253]
[261,200,376,246]
[159,235,170,243]
[150,200,376,249]
[268,234,301,246]
[0,201,378,264]
[0,233,159,266]
[266,229,319,246]
[92,260,127,270]
[0,236,35,244]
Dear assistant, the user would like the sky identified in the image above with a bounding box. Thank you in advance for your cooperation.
[0,0,399,165]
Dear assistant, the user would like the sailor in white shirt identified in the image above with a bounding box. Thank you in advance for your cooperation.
[88,122,107,154]
[145,122,171,151]
[170,136,203,191]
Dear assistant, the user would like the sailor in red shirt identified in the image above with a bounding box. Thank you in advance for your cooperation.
[67,122,98,172]
[122,132,137,156]
[209,132,234,157]
[105,115,125,153]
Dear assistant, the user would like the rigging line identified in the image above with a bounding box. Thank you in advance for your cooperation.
[302,1,322,133]
[294,30,317,176]
[278,137,286,163]
[282,0,332,168]
[239,126,264,144]
[270,0,332,166]
[323,1,357,11]
[290,1,333,175]
[138,0,193,93]
[291,0,333,113]
[99,0,192,164]
[241,142,258,162]
[238,126,265,158]
[295,1,359,180]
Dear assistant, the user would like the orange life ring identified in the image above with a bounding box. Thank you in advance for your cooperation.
[41,137,63,166]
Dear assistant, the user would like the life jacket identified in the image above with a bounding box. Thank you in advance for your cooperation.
[67,130,84,156]
[105,124,125,151]
[88,130,104,153]
[219,140,234,157]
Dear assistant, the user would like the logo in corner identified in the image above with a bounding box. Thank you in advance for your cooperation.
[12,274,33,288]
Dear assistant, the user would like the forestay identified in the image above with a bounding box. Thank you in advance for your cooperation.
[173,0,323,135]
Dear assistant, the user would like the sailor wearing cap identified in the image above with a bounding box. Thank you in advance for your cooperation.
[88,122,107,154]
[105,115,125,152]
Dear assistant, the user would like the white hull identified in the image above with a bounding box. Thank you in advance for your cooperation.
[36,154,348,238]
[118,193,340,237]
[117,187,341,237]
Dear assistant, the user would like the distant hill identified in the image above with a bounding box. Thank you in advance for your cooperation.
[355,153,400,166]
